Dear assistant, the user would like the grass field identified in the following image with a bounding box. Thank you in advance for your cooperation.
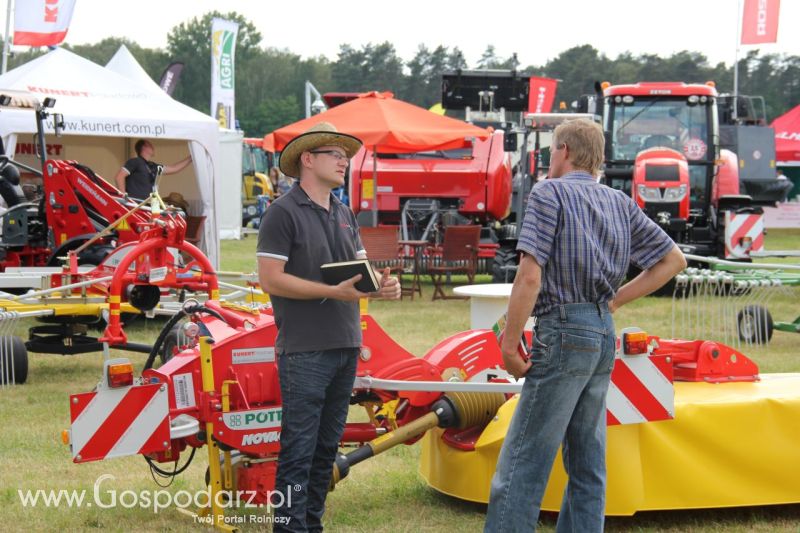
[1,230,800,532]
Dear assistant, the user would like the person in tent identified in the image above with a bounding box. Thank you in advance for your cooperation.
[113,139,192,201]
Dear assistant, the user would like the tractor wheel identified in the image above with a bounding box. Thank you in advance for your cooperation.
[47,241,114,267]
[737,305,774,344]
[78,244,115,267]
[0,335,28,385]
[492,246,518,283]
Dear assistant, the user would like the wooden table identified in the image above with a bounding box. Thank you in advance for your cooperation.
[398,240,427,300]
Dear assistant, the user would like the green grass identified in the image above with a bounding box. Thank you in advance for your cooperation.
[1,230,800,531]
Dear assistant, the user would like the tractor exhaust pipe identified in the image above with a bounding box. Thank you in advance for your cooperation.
[331,391,506,488]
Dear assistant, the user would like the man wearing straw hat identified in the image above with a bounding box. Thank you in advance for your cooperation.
[257,122,401,531]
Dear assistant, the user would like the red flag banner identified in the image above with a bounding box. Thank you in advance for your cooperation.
[741,0,780,45]
[528,76,558,113]
[13,0,77,47]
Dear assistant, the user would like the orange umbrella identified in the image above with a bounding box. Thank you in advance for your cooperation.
[265,91,490,153]
[261,133,275,153]
[265,91,492,225]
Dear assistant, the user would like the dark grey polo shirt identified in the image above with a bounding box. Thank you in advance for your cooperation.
[122,156,161,200]
[256,183,366,354]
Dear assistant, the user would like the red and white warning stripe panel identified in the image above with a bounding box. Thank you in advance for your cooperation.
[68,383,170,463]
[606,355,674,426]
[724,212,764,259]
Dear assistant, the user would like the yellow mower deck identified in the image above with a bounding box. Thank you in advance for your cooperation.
[419,373,800,515]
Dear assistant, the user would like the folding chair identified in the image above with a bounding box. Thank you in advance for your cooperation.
[428,225,480,300]
[184,215,206,246]
[359,226,406,297]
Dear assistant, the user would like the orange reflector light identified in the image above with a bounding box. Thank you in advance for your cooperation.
[61,429,70,445]
[623,331,649,355]
[706,80,716,87]
[601,81,611,90]
[107,362,134,388]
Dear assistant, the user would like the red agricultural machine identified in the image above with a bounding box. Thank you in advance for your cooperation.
[337,74,522,279]
[0,94,233,363]
[0,169,223,385]
[60,285,800,527]
[0,95,164,273]
[348,130,512,258]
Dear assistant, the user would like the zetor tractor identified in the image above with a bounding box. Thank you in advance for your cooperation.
[599,82,764,261]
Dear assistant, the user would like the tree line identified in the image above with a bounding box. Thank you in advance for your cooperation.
[6,11,800,137]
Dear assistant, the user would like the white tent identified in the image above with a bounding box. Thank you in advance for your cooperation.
[105,46,243,239]
[105,44,164,95]
[0,48,222,266]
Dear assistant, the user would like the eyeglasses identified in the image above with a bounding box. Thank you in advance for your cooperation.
[552,143,567,151]
[310,150,349,161]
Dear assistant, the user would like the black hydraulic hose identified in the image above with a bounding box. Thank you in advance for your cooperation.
[142,305,225,371]
[144,447,197,487]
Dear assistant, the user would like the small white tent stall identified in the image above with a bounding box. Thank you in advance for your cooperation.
[0,48,222,266]
[105,45,243,239]
[215,129,244,239]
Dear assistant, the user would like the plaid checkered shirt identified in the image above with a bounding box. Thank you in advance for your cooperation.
[517,171,675,317]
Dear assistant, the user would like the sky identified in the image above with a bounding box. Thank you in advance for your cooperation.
[2,0,799,68]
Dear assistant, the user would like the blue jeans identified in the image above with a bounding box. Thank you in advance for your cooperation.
[484,303,616,533]
[272,348,359,533]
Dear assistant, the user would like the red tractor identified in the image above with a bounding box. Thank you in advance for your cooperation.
[599,81,764,261]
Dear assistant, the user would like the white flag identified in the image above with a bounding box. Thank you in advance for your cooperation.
[210,18,239,130]
[14,0,78,47]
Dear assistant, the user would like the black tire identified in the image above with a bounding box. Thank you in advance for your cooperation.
[159,323,182,365]
[0,335,28,384]
[78,244,115,267]
[492,246,518,283]
[737,305,774,344]
[46,240,114,267]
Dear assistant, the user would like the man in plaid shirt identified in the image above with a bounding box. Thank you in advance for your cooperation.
[484,119,686,533]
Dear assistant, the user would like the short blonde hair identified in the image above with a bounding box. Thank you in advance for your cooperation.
[553,119,605,174]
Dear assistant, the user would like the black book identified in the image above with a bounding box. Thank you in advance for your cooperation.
[320,259,381,293]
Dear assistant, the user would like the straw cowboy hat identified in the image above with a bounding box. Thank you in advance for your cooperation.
[278,122,363,178]
[163,191,189,213]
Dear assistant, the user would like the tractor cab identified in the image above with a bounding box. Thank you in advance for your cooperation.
[599,82,756,257]
[603,83,718,215]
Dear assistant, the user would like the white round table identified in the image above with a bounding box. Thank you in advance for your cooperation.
[453,283,513,329]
